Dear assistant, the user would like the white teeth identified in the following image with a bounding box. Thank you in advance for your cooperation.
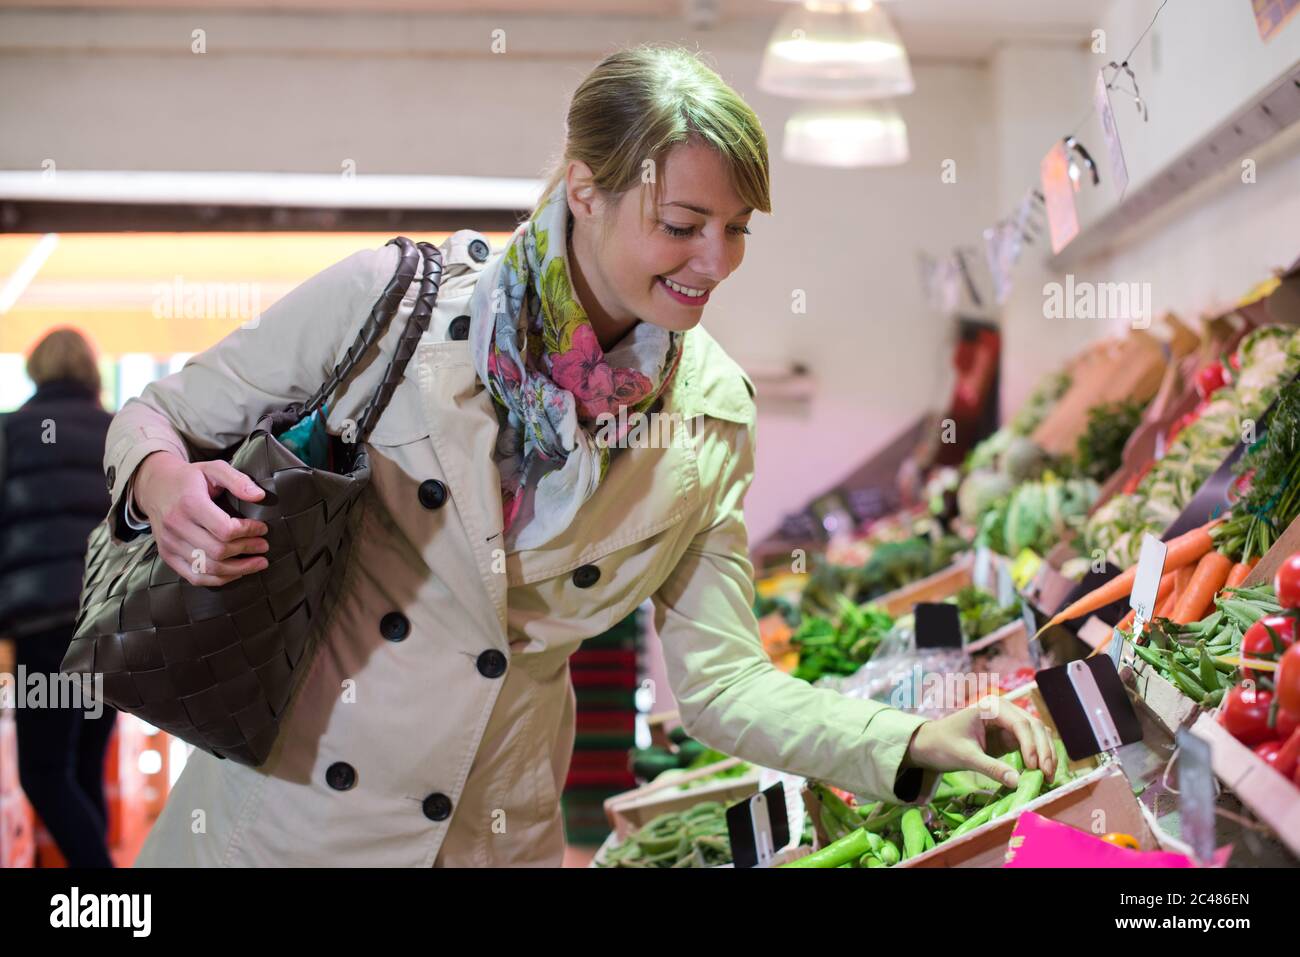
[661,276,706,297]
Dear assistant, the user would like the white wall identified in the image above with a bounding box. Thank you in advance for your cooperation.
[0,8,998,543]
[996,1,1300,410]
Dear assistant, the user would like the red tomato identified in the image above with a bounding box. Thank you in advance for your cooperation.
[1241,616,1296,681]
[1195,362,1227,400]
[1277,555,1300,610]
[1278,644,1300,717]
[1255,740,1283,767]
[1242,615,1296,657]
[1278,707,1300,741]
[1220,686,1277,747]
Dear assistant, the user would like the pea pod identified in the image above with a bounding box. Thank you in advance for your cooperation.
[1050,739,1072,789]
[1005,769,1045,813]
[900,807,930,859]
[877,839,900,866]
[1198,645,1222,692]
[780,826,873,868]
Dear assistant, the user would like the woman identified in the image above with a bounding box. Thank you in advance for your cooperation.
[1,328,117,868]
[107,45,1055,867]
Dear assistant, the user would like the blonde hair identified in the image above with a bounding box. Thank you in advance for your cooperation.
[535,44,771,225]
[26,327,101,392]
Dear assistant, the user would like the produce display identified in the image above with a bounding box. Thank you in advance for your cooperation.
[974,474,1099,558]
[1121,583,1278,706]
[798,523,967,620]
[790,586,1021,684]
[1214,378,1300,564]
[785,744,1075,868]
[1068,400,1145,484]
[597,803,733,868]
[732,301,1300,868]
[789,596,895,683]
[1214,555,1300,790]
[1085,327,1300,569]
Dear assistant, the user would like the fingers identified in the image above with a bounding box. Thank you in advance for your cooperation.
[190,493,268,547]
[963,750,1020,789]
[989,700,1056,779]
[155,514,269,585]
[162,548,268,587]
[201,460,266,504]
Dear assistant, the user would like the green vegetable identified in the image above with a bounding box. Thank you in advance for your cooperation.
[781,827,874,869]
[1006,769,1045,812]
[900,808,929,860]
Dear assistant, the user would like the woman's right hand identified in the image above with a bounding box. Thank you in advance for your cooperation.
[132,451,270,586]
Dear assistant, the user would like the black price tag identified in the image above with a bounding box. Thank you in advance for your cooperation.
[915,602,963,650]
[725,784,790,868]
[1035,657,1142,760]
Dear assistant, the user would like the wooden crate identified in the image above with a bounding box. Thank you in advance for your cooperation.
[875,554,974,617]
[803,682,1099,852]
[603,757,761,839]
[1123,658,1204,736]
[1192,712,1300,858]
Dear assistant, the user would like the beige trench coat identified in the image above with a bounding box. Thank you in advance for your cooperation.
[103,229,935,867]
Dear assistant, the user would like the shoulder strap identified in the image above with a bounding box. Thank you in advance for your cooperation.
[298,235,425,421]
[354,241,443,444]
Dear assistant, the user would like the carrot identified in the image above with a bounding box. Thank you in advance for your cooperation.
[1089,568,1180,658]
[1153,587,1178,619]
[1224,558,1258,590]
[1169,550,1234,624]
[1037,521,1220,636]
[1173,564,1195,598]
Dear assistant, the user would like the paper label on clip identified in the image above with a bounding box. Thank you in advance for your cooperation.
[1130,534,1168,622]
[1095,70,1130,198]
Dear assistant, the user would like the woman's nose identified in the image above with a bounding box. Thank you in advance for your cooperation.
[693,235,734,284]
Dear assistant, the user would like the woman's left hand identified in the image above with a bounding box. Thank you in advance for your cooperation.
[902,696,1057,788]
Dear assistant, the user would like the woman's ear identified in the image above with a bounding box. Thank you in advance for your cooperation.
[565,161,600,223]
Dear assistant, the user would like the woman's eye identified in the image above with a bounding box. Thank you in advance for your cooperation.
[659,222,751,238]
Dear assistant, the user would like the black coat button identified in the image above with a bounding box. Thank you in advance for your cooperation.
[379,612,409,642]
[418,479,448,510]
[105,465,116,491]
[422,793,453,821]
[468,238,490,263]
[572,564,601,588]
[477,649,507,679]
[448,315,471,340]
[326,762,357,791]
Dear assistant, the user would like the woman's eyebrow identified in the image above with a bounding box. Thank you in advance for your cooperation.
[661,201,754,218]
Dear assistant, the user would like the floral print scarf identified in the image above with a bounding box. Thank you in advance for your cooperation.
[467,182,684,552]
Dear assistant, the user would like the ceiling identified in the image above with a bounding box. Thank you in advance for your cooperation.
[6,0,1114,61]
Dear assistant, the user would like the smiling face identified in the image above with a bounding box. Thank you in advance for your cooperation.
[566,139,754,347]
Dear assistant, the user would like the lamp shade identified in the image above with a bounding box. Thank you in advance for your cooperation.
[758,0,914,101]
[783,101,910,167]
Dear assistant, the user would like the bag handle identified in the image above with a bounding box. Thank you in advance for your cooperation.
[296,235,426,422]
[354,240,442,444]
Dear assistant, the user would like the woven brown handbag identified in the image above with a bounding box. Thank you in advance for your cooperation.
[63,236,442,767]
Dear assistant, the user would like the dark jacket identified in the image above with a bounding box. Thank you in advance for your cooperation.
[0,378,112,639]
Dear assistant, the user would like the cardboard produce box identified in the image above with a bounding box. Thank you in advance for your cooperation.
[1031,332,1166,457]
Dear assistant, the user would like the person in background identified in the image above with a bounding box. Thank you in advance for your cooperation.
[0,327,117,868]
